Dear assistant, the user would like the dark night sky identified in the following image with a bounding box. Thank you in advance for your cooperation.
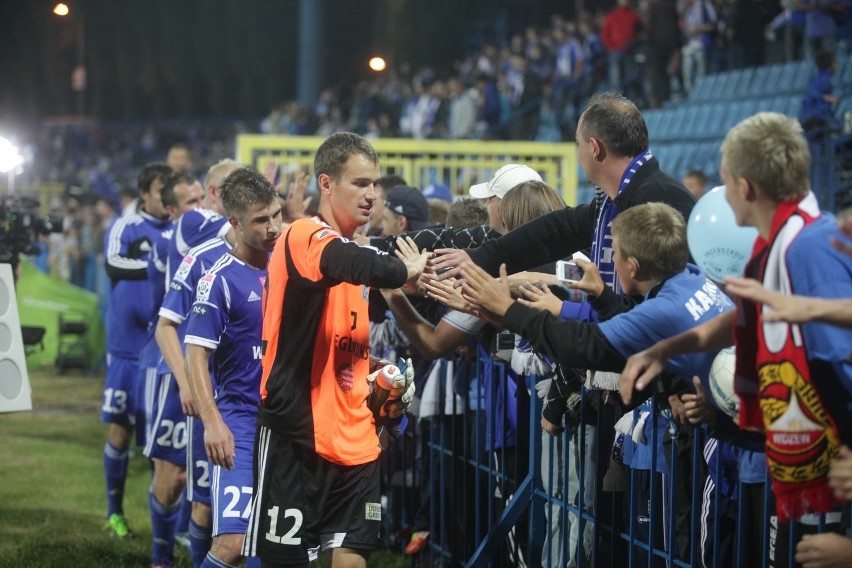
[0,0,588,127]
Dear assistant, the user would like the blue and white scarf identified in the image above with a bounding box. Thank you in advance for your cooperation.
[591,149,653,296]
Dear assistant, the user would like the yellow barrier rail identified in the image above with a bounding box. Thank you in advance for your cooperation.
[236,135,580,205]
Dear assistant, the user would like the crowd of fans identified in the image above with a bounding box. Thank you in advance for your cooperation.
[262,0,850,142]
[10,3,852,566]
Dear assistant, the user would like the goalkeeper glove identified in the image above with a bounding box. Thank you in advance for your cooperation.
[367,358,416,423]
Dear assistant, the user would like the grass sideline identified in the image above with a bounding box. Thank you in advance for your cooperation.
[0,366,407,567]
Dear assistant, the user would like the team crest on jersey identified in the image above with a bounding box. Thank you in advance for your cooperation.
[197,273,215,301]
[336,363,354,392]
[362,285,369,302]
[175,255,195,282]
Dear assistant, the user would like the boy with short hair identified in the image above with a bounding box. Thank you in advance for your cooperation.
[461,201,732,383]
[621,112,852,559]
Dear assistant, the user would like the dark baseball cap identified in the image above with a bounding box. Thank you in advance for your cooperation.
[384,186,431,230]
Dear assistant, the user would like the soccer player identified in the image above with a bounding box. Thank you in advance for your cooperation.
[155,158,243,560]
[101,162,171,538]
[157,234,230,567]
[184,167,282,567]
[144,172,206,568]
[242,132,426,567]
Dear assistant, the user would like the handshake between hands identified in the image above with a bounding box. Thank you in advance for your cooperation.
[367,358,416,437]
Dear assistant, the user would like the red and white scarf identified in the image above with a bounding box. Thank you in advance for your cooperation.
[733,192,841,522]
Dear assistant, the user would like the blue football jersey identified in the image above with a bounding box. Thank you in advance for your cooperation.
[147,220,175,321]
[104,211,172,357]
[166,208,230,286]
[184,253,265,412]
[157,238,231,376]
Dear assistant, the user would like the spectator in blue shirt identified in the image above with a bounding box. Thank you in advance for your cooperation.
[800,50,840,138]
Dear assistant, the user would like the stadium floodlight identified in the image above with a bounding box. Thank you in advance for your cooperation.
[369,57,387,72]
[53,3,70,16]
[0,137,23,174]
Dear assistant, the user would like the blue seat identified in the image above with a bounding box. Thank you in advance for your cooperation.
[655,109,675,142]
[690,74,716,103]
[667,106,690,140]
[778,61,814,95]
[705,102,728,139]
[792,60,814,92]
[764,64,784,95]
[708,71,732,102]
[783,95,802,117]
[747,66,772,98]
[688,104,713,140]
[730,67,756,97]
[644,109,662,140]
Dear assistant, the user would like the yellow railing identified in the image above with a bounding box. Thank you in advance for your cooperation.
[236,135,580,205]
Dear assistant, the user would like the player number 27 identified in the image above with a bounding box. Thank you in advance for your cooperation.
[222,485,253,518]
[265,506,302,545]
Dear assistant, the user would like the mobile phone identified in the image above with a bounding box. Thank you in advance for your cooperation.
[556,260,584,283]
[496,332,515,351]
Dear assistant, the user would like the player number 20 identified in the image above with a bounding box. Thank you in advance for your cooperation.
[155,419,187,449]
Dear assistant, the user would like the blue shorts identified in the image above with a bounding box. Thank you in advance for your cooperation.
[101,353,139,426]
[136,336,161,447]
[187,416,211,505]
[144,372,188,465]
[211,407,257,536]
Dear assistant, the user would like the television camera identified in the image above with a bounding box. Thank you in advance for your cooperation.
[0,196,62,272]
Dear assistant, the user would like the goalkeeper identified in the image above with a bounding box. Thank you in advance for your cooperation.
[243,133,425,568]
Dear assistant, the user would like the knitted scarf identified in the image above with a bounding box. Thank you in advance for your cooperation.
[591,149,653,296]
[589,151,652,391]
[734,192,841,522]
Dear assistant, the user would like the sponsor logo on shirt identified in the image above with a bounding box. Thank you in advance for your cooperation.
[335,334,370,360]
[336,363,354,392]
[197,273,215,302]
[175,255,194,281]
[248,290,261,303]
[193,305,207,315]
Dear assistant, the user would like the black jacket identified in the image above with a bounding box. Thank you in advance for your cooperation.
[468,157,696,275]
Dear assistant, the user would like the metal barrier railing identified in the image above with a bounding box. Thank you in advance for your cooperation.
[379,346,850,567]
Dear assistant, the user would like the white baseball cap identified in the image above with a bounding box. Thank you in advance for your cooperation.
[469,164,543,199]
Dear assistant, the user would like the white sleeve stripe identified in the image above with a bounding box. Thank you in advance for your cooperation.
[157,308,185,324]
[184,335,219,349]
[106,215,148,270]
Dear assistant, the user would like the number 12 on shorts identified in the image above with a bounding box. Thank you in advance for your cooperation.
[265,506,303,545]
